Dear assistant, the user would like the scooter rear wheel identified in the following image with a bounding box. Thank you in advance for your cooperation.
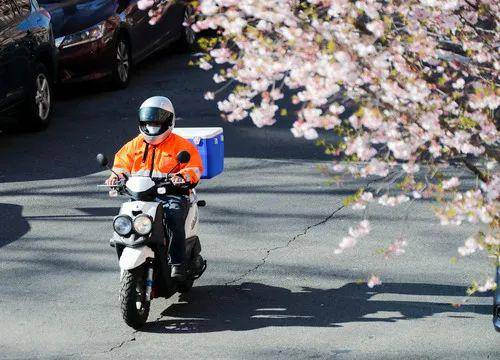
[120,267,150,329]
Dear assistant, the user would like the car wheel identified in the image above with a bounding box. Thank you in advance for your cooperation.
[110,37,131,89]
[177,5,197,52]
[25,64,53,131]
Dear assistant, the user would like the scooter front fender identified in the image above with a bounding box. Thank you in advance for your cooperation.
[119,246,155,273]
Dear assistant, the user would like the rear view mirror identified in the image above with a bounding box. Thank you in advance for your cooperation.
[96,153,108,167]
[177,151,190,164]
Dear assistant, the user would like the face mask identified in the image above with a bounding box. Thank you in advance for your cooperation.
[146,125,161,134]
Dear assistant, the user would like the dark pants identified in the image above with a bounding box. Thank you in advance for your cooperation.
[160,195,189,266]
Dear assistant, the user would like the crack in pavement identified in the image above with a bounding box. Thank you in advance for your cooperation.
[105,332,138,353]
[223,203,345,286]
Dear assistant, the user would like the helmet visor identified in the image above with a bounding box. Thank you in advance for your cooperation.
[139,107,174,136]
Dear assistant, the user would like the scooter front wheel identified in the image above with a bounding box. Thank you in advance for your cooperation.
[120,267,150,329]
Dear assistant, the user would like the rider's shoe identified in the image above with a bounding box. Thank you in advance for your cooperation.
[171,264,186,280]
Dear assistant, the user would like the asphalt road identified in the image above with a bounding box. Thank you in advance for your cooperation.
[0,49,498,359]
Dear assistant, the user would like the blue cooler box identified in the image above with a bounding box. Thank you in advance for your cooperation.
[173,127,224,179]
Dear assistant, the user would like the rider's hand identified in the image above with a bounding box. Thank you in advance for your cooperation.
[171,174,186,187]
[105,174,123,186]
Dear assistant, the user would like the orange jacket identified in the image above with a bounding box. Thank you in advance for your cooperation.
[112,133,203,184]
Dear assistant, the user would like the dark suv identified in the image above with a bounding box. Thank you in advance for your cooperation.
[0,0,57,130]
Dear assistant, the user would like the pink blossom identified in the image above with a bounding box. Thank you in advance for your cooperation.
[204,91,215,100]
[345,136,376,161]
[329,104,345,115]
[484,234,500,246]
[361,108,383,130]
[486,161,497,170]
[302,108,323,125]
[270,88,284,100]
[366,20,385,38]
[303,127,319,140]
[335,220,371,254]
[137,0,154,11]
[378,194,410,207]
[412,191,423,200]
[332,163,345,172]
[402,163,420,174]
[210,47,232,64]
[355,1,381,19]
[419,112,441,133]
[442,177,460,190]
[213,74,226,83]
[362,158,389,177]
[388,140,411,160]
[352,192,374,210]
[458,237,482,256]
[217,93,253,117]
[477,278,496,293]
[200,0,218,16]
[291,121,318,140]
[367,275,382,288]
[199,59,213,71]
[349,219,371,238]
[225,17,247,35]
[452,78,465,90]
[348,115,362,129]
[429,142,442,158]
[384,238,408,258]
[250,102,278,128]
[480,175,500,201]
[334,236,357,254]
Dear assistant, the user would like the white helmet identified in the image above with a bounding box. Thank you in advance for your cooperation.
[138,96,175,145]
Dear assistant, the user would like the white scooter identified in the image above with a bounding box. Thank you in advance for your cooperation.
[96,151,206,329]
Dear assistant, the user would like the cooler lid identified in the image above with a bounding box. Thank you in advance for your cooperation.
[173,127,223,139]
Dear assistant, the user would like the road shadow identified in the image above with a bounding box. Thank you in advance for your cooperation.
[142,282,491,333]
[0,203,30,247]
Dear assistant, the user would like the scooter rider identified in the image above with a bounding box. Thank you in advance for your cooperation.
[106,96,203,280]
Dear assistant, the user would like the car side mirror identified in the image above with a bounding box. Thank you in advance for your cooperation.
[177,151,190,164]
[96,153,108,167]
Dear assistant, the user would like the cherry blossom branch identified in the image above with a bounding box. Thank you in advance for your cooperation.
[462,158,490,183]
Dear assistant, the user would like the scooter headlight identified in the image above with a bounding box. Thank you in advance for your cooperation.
[133,215,153,236]
[113,215,133,236]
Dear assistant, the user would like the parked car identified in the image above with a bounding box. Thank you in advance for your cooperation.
[39,0,196,88]
[0,0,57,130]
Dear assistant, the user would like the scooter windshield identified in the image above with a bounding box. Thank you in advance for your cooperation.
[126,176,156,194]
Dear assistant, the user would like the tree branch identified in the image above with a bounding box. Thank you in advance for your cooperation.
[461,158,490,183]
